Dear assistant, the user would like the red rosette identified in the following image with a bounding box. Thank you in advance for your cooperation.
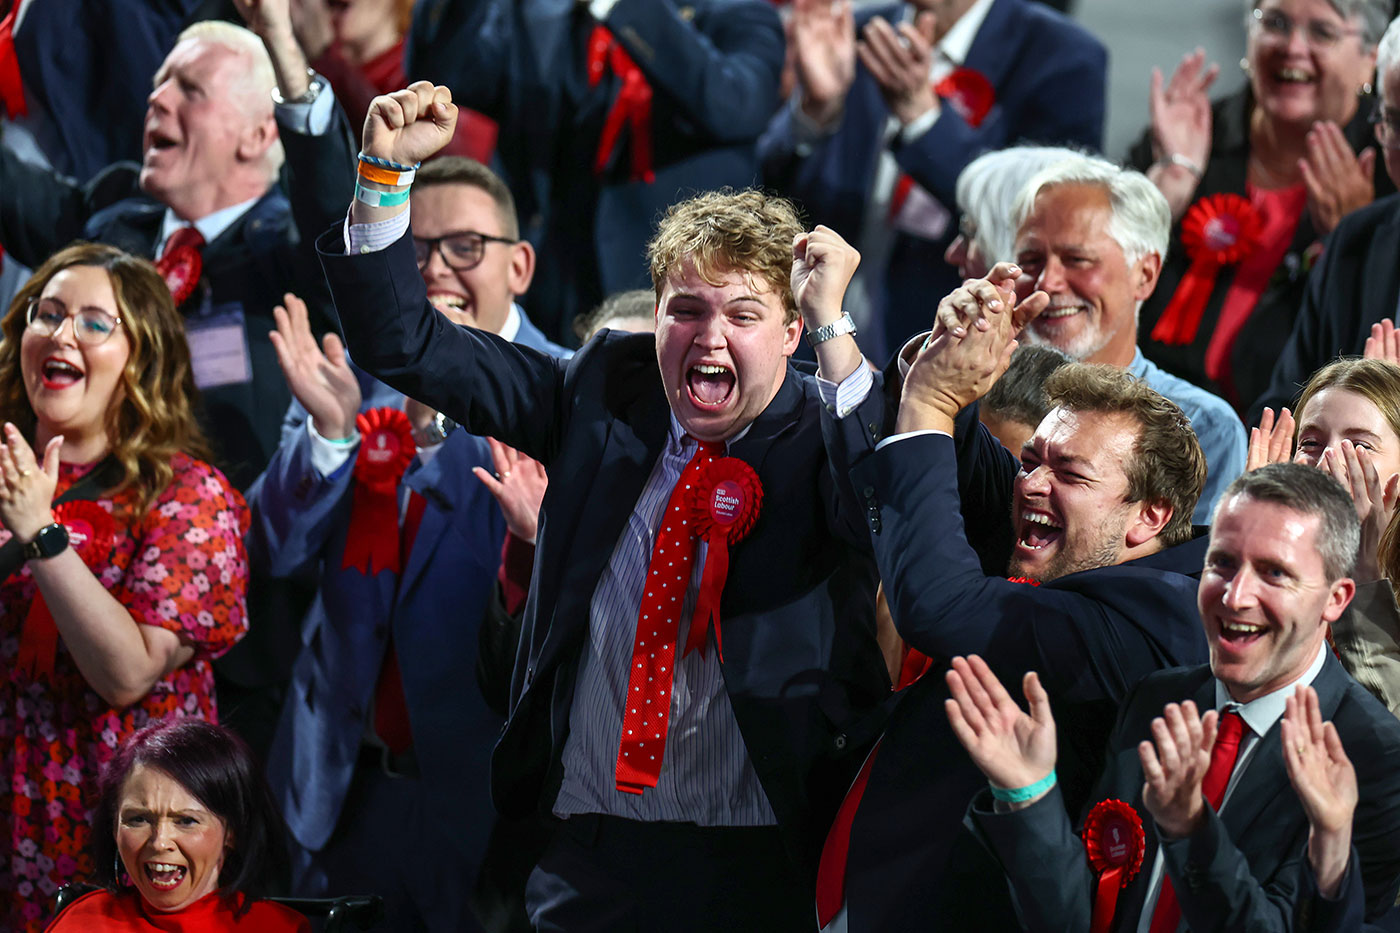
[341,407,417,575]
[1150,193,1263,347]
[588,24,656,184]
[682,456,763,660]
[934,67,995,128]
[17,501,118,680]
[155,244,203,307]
[1081,799,1146,933]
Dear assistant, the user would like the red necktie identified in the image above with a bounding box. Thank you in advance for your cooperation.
[372,489,426,756]
[614,440,722,795]
[1147,709,1246,933]
[161,225,205,259]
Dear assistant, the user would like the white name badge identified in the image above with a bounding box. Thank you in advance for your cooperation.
[186,305,253,389]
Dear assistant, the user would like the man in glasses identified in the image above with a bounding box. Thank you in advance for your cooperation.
[248,155,565,930]
[1256,15,1400,422]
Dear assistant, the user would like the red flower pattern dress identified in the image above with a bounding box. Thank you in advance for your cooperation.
[0,454,249,932]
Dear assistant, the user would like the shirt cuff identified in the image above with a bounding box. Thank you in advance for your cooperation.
[898,103,940,145]
[416,440,445,468]
[345,206,412,254]
[273,74,335,136]
[875,429,950,452]
[896,332,929,379]
[790,93,841,147]
[306,417,359,478]
[590,0,623,18]
[816,359,874,418]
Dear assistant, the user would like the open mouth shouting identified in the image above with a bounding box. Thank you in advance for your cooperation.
[1016,509,1063,554]
[686,362,736,410]
[144,861,188,891]
[1215,618,1269,652]
[41,357,84,391]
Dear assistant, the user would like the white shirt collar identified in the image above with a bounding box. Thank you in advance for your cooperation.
[1214,641,1329,738]
[933,0,996,68]
[156,196,263,256]
[499,303,522,342]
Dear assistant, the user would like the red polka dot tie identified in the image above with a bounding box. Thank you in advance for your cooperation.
[615,440,722,795]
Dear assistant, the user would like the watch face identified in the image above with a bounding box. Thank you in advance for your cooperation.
[29,523,68,558]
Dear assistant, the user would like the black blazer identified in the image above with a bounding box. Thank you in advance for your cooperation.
[317,229,891,880]
[970,654,1400,930]
[1251,193,1400,424]
[1129,89,1393,413]
[836,416,1211,932]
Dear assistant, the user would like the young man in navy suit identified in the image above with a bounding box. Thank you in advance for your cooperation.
[315,82,890,931]
[954,461,1400,928]
[249,157,565,931]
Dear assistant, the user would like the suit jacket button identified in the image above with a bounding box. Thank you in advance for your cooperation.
[862,485,875,499]
[833,734,848,751]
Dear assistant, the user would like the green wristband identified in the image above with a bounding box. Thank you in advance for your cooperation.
[988,769,1056,804]
[354,182,411,208]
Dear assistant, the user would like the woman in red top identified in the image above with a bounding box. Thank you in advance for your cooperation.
[45,718,306,932]
[0,244,249,931]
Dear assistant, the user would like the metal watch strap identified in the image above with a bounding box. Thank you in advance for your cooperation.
[806,312,857,347]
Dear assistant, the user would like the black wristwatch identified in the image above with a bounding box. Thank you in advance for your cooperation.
[22,522,69,561]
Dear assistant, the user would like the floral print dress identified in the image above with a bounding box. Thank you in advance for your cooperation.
[0,454,249,932]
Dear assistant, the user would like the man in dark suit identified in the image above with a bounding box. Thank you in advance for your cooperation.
[406,0,784,344]
[956,462,1400,928]
[315,82,889,931]
[0,1,354,490]
[817,271,1212,930]
[249,157,567,931]
[759,0,1106,359]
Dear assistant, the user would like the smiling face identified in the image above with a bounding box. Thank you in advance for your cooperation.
[21,266,131,451]
[141,38,271,216]
[1200,494,1353,702]
[411,182,532,334]
[1009,407,1149,581]
[654,260,802,442]
[1294,386,1400,479]
[1014,184,1159,367]
[1247,0,1376,128]
[116,764,228,913]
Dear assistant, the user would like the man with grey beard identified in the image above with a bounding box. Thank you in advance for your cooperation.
[1010,154,1244,522]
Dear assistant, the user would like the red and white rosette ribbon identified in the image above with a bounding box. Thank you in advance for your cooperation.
[682,457,762,661]
[155,245,203,308]
[1150,193,1263,346]
[17,501,116,679]
[341,407,416,575]
[933,67,995,128]
[1082,799,1146,933]
[587,24,655,184]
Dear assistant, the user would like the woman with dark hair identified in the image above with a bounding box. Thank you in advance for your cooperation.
[0,243,249,931]
[47,718,306,931]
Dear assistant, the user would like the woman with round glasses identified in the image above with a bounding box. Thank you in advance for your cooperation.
[0,243,250,932]
[1127,0,1394,414]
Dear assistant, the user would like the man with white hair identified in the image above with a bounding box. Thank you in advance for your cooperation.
[1011,154,1245,522]
[0,0,354,489]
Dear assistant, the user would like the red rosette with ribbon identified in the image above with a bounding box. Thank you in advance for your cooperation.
[1150,193,1263,347]
[16,500,117,679]
[340,407,416,575]
[587,24,656,184]
[1081,799,1146,933]
[155,245,203,308]
[682,456,763,661]
[934,67,995,128]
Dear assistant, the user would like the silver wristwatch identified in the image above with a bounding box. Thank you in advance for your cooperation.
[270,70,321,106]
[807,311,858,347]
[411,411,458,448]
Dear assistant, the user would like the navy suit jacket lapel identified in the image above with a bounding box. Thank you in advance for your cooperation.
[1364,210,1400,325]
[962,0,1024,89]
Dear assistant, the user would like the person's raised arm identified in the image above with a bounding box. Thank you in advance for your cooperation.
[234,0,313,101]
[792,225,863,383]
[350,82,458,228]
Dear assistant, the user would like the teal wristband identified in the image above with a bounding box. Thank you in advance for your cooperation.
[988,769,1056,804]
[354,182,411,208]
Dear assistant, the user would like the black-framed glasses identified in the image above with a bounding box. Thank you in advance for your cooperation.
[1251,6,1361,50]
[1371,101,1400,149]
[412,231,518,271]
[24,297,123,346]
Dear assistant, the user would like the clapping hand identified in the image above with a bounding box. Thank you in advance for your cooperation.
[1140,700,1218,839]
[1246,406,1295,471]
[1301,121,1375,236]
[1364,319,1400,366]
[472,438,549,544]
[857,13,938,126]
[792,0,857,127]
[1283,685,1357,899]
[0,424,61,543]
[269,293,362,441]
[1317,439,1398,584]
[945,655,1058,807]
[1149,49,1217,174]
